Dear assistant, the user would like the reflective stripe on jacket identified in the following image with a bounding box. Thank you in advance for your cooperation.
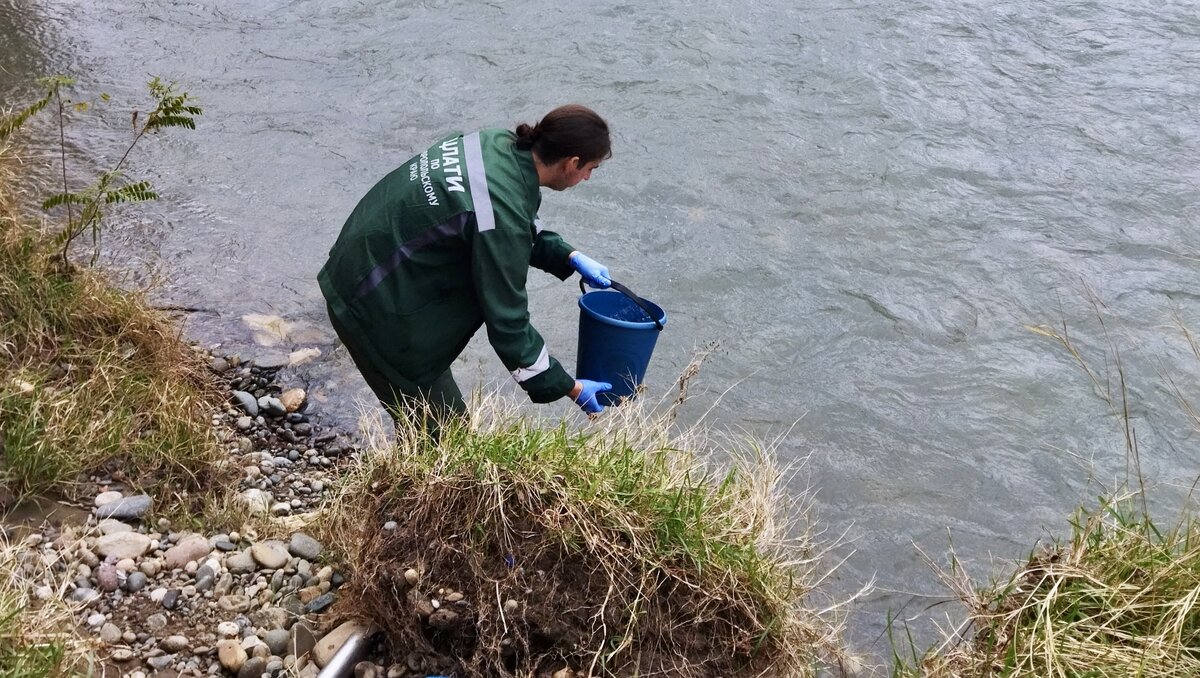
[318,129,576,402]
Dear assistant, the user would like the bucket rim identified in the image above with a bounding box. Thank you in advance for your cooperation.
[578,289,667,330]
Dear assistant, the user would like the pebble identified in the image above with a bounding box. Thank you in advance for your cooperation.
[86,612,106,628]
[95,532,152,560]
[140,559,163,577]
[111,648,135,662]
[231,390,259,416]
[94,491,123,507]
[270,502,292,516]
[258,396,286,417]
[147,613,168,632]
[70,588,99,605]
[263,628,290,656]
[238,656,267,678]
[250,542,289,570]
[162,588,180,609]
[93,494,152,520]
[95,564,120,592]
[165,535,212,569]
[98,518,133,535]
[99,621,123,645]
[288,533,322,561]
[147,656,174,670]
[34,586,52,601]
[161,635,189,653]
[236,416,254,431]
[217,622,241,638]
[226,550,257,574]
[403,569,418,586]
[304,593,334,614]
[217,639,248,673]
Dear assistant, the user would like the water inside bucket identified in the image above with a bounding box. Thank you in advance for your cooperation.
[610,302,654,323]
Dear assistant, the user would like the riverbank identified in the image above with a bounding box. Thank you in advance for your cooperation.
[0,131,850,676]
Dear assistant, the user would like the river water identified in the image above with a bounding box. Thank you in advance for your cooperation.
[4,0,1200,666]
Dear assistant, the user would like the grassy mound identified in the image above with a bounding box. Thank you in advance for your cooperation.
[901,496,1200,677]
[0,145,222,502]
[318,399,845,677]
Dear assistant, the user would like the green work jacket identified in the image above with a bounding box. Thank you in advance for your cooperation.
[318,129,578,403]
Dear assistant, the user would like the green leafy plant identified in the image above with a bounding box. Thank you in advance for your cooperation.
[0,75,201,266]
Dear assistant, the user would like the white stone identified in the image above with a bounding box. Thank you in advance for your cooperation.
[150,588,168,603]
[98,519,133,535]
[95,532,151,560]
[216,621,240,638]
[115,558,137,573]
[94,491,123,507]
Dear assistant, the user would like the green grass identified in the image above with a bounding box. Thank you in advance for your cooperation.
[317,396,848,677]
[0,146,222,501]
[898,497,1200,678]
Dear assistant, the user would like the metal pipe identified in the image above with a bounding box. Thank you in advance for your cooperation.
[315,625,377,678]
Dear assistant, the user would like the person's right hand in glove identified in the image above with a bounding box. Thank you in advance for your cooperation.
[571,379,612,414]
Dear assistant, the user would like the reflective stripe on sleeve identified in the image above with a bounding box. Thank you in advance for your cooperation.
[464,132,495,232]
[511,345,550,383]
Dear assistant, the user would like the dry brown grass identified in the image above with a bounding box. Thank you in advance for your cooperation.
[0,141,224,504]
[314,387,850,678]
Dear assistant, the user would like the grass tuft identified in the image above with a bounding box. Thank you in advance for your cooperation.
[900,496,1200,677]
[315,393,848,677]
[0,142,222,502]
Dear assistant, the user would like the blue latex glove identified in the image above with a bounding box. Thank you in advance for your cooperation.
[569,251,611,289]
[574,379,612,414]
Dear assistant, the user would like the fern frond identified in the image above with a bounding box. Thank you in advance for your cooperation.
[145,115,196,130]
[0,93,52,140]
[41,193,88,210]
[104,181,157,204]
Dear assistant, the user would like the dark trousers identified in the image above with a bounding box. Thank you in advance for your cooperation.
[325,304,467,436]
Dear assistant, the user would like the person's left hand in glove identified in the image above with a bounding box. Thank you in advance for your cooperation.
[570,379,612,414]
[569,251,611,288]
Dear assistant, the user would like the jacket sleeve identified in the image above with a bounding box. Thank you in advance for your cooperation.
[471,221,576,404]
[530,221,576,280]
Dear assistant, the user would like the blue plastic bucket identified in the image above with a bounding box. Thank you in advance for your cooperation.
[576,287,667,406]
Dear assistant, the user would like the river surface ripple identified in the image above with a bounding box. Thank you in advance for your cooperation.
[3,0,1200,662]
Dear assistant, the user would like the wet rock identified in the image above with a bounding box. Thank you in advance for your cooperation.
[93,494,152,520]
[253,353,289,370]
[258,396,287,417]
[288,533,321,561]
[95,532,152,560]
[279,388,306,412]
[232,390,259,416]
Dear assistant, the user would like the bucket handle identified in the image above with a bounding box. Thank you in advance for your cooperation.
[579,279,664,331]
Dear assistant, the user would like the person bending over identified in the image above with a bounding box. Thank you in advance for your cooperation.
[318,104,615,431]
